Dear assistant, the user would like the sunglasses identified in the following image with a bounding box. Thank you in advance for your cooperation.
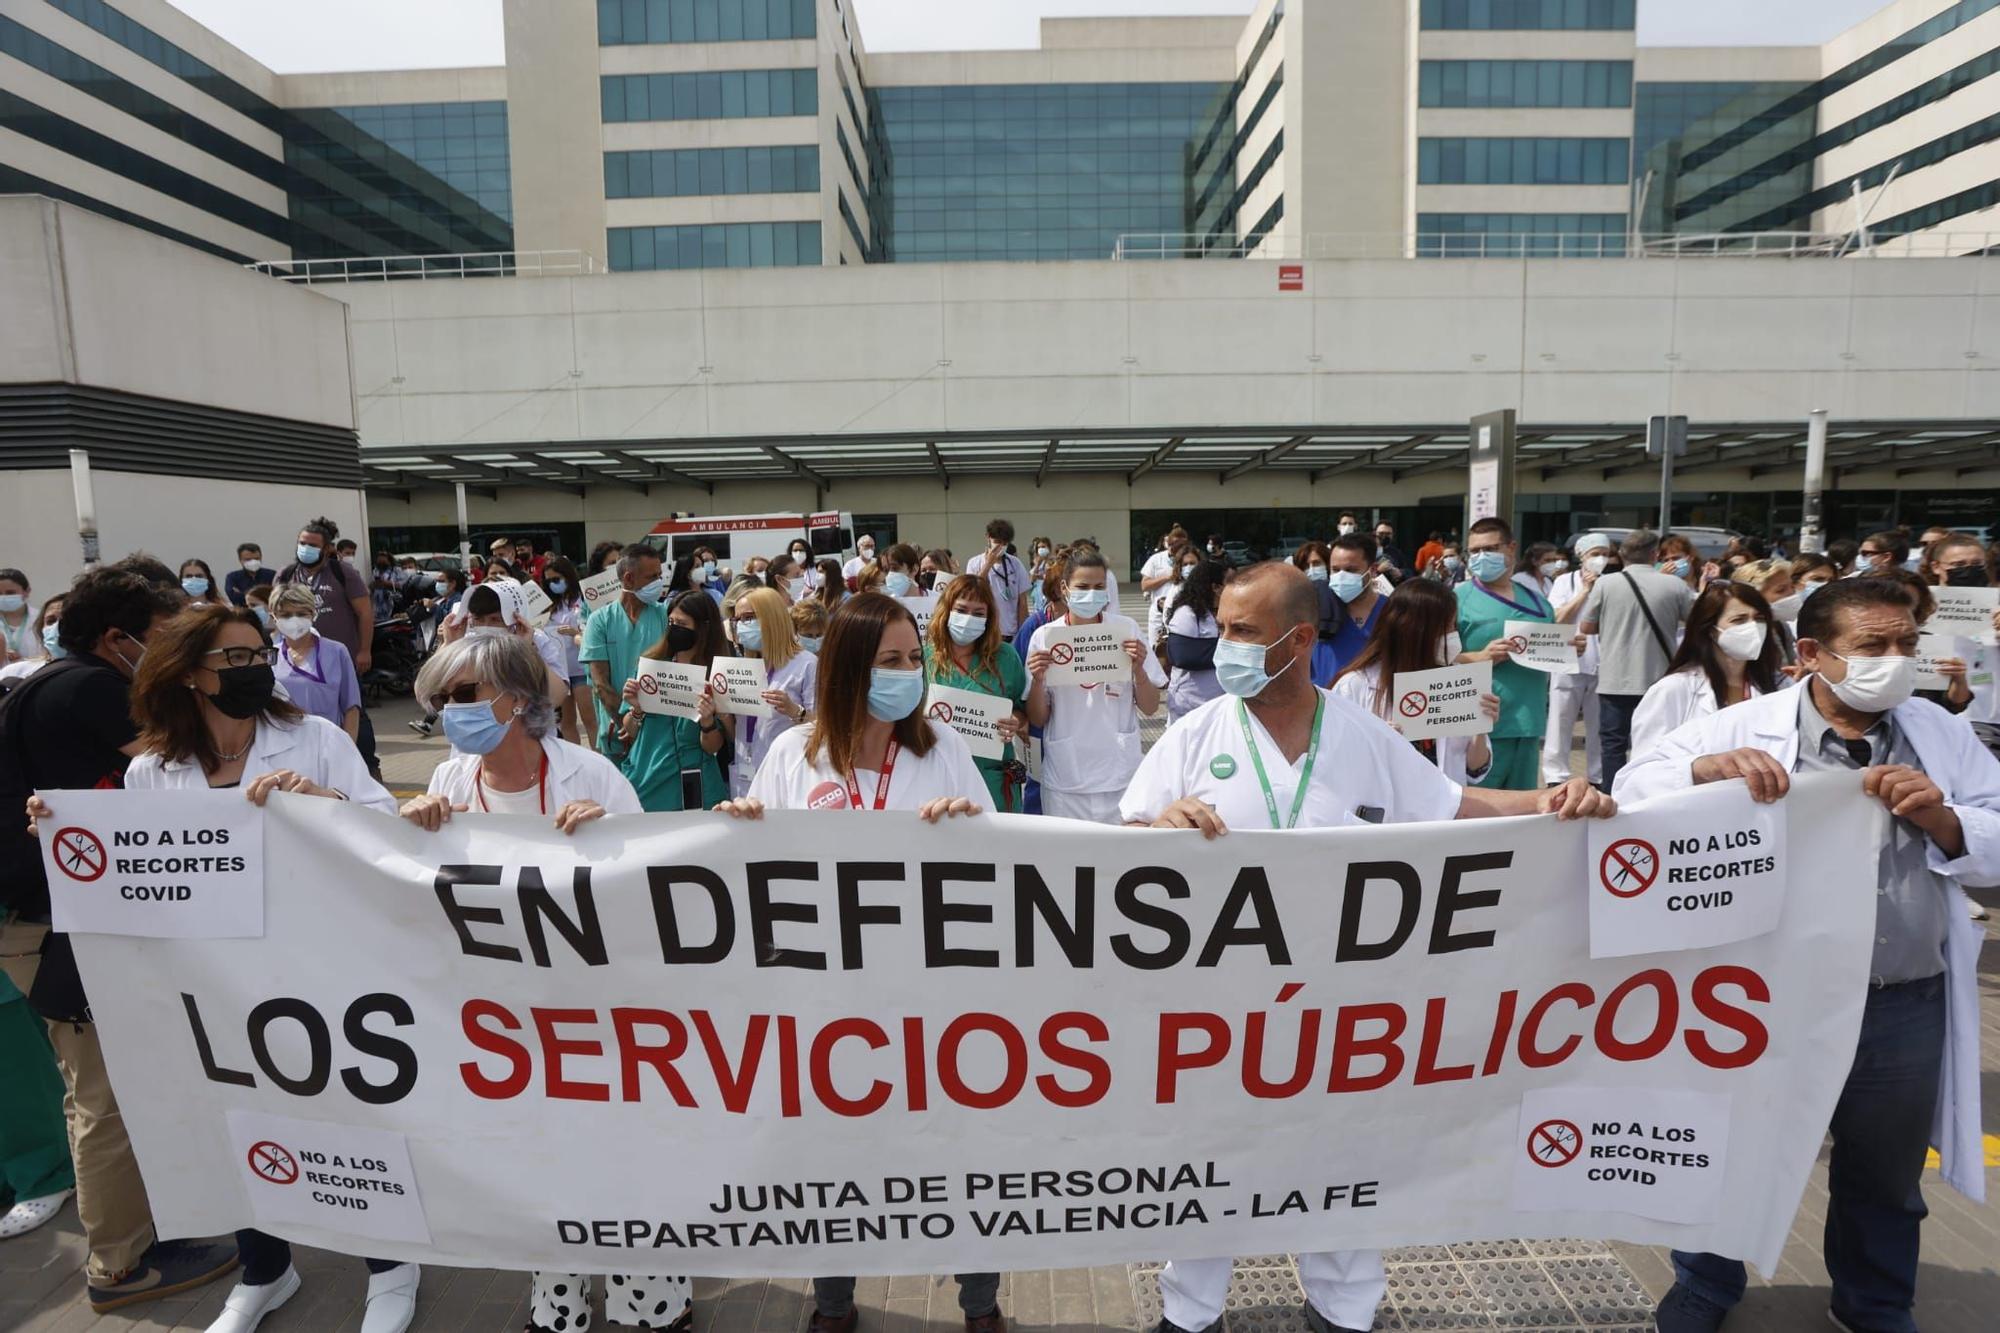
[425,682,484,712]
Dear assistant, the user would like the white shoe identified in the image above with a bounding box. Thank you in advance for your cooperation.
[205,1266,302,1333]
[0,1189,71,1239]
[360,1263,420,1333]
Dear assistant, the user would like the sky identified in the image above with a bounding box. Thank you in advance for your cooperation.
[164,0,1895,74]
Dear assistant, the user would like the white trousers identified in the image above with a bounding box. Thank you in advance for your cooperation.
[1160,1251,1386,1332]
[1542,669,1601,785]
[1040,786,1126,825]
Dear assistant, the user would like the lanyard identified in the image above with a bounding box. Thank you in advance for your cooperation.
[475,752,548,813]
[1235,695,1323,830]
[1474,580,1549,620]
[289,642,326,684]
[844,740,899,811]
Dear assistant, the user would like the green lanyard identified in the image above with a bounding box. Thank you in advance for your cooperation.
[1235,694,1323,830]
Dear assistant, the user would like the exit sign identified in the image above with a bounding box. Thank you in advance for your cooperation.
[1278,264,1303,292]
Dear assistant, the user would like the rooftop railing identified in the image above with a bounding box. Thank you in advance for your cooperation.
[246,250,599,284]
[1111,230,2000,260]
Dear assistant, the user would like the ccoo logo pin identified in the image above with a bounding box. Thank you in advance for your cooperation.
[1210,754,1237,779]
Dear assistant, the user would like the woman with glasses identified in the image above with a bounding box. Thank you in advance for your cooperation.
[25,604,415,1333]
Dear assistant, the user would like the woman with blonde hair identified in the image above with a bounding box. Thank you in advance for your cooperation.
[726,585,817,797]
[267,583,362,741]
[923,573,1029,811]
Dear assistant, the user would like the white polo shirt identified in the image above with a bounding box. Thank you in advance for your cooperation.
[1028,612,1167,794]
[747,720,987,811]
[1120,688,1464,831]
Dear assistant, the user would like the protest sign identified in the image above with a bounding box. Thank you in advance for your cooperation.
[900,595,938,637]
[38,789,263,938]
[1588,781,1796,958]
[708,656,772,718]
[1041,622,1130,684]
[1503,621,1579,674]
[580,569,623,614]
[1388,661,1494,741]
[925,684,1012,760]
[75,777,1874,1279]
[1914,632,1966,692]
[1930,586,1999,645]
[633,657,705,720]
[515,579,554,629]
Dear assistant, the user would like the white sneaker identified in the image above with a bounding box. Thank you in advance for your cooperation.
[0,1189,71,1239]
[205,1266,302,1333]
[360,1263,420,1333]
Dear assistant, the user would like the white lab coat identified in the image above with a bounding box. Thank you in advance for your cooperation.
[1630,668,1762,759]
[124,714,396,814]
[426,733,643,813]
[1614,688,1994,1202]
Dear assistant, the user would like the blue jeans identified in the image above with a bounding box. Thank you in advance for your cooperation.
[1597,692,1643,789]
[1672,974,1946,1333]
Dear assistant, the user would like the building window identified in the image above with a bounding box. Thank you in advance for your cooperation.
[1419,61,1632,108]
[1419,0,1636,29]
[1418,137,1629,184]
[597,0,816,45]
[604,146,819,198]
[608,221,822,269]
[599,70,818,123]
[1416,213,1627,256]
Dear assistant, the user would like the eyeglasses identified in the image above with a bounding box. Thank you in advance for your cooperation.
[425,682,484,712]
[204,646,276,669]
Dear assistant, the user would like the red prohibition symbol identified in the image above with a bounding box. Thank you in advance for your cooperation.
[638,673,659,695]
[1599,837,1660,898]
[1527,1119,1584,1168]
[928,701,955,723]
[52,828,107,883]
[1049,642,1076,666]
[710,673,730,695]
[1398,690,1428,718]
[247,1140,299,1185]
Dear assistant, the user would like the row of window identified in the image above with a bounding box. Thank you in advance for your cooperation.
[874,82,1219,110]
[1416,214,1630,258]
[1419,60,1633,109]
[608,221,823,270]
[599,69,816,124]
[604,145,819,199]
[889,205,1194,229]
[43,0,275,127]
[1736,109,2000,235]
[1418,137,1629,185]
[1420,0,1635,29]
[597,0,812,44]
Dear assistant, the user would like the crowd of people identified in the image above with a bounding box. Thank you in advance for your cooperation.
[0,506,1994,1333]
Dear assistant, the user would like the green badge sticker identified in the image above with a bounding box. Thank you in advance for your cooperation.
[1210,754,1238,779]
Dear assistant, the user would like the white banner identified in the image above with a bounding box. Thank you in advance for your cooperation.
[1930,586,1999,645]
[73,777,1877,1280]
[1503,621,1579,674]
[38,788,264,938]
[634,657,706,720]
[1387,662,1494,741]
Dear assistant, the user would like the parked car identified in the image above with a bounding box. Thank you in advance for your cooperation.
[1219,540,1259,568]
[1593,526,1740,561]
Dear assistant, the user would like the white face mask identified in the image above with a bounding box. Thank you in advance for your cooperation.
[1437,631,1462,666]
[1820,649,1917,714]
[274,615,313,641]
[1715,621,1767,662]
[1583,555,1610,576]
[1337,523,1356,536]
[1768,592,1803,621]
[1538,561,1565,580]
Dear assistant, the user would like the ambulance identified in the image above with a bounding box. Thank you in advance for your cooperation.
[640,510,857,573]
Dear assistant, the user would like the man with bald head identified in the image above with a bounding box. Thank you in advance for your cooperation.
[1121,561,1614,1333]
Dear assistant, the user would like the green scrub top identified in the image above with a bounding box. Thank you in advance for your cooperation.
[620,710,729,812]
[579,599,670,747]
[923,640,1029,813]
[1454,579,1553,740]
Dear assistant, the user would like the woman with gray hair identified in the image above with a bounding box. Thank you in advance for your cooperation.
[399,634,641,831]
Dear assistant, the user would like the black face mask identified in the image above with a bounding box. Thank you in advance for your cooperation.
[207,664,276,720]
[1944,564,1991,588]
[666,624,697,654]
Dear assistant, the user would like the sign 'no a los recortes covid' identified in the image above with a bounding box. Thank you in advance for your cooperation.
[75,777,1874,1277]
[38,788,264,937]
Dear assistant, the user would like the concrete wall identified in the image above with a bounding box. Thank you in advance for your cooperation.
[500,0,607,259]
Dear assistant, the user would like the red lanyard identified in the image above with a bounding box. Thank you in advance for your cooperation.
[475,752,548,813]
[843,741,899,811]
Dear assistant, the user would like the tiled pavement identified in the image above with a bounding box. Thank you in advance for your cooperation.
[7,679,1998,1333]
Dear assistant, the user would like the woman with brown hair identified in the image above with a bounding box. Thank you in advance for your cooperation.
[815,557,848,611]
[873,542,924,599]
[1332,579,1497,785]
[922,573,1029,811]
[615,589,732,811]
[1631,581,1784,756]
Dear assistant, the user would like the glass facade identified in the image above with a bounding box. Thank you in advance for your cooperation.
[1419,137,1629,184]
[1416,213,1627,256]
[600,70,817,123]
[285,103,513,258]
[608,220,822,270]
[1419,60,1632,108]
[1632,82,1814,235]
[604,145,819,198]
[1420,0,1636,30]
[597,0,815,45]
[875,82,1231,263]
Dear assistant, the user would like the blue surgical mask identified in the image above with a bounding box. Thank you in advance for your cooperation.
[1467,551,1509,584]
[735,619,763,652]
[42,623,66,659]
[702,561,717,579]
[1663,558,1691,579]
[1329,570,1366,603]
[296,544,322,566]
[946,611,987,645]
[0,594,23,614]
[181,576,209,598]
[440,699,517,755]
[1067,587,1109,617]
[1800,579,1826,601]
[883,571,915,597]
[867,666,926,721]
[253,606,272,628]
[1213,634,1296,699]
[799,635,822,653]
[1305,565,1329,584]
[548,579,567,596]
[632,578,666,605]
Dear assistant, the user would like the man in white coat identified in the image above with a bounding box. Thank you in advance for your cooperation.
[1615,577,1992,1333]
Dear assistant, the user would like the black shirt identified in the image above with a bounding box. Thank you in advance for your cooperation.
[2,656,136,918]
[224,567,275,606]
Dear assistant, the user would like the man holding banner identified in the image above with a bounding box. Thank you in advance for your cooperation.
[1121,562,1616,1333]
[1616,577,1994,1333]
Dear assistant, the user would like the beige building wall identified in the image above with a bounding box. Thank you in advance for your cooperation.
[500,0,608,260]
